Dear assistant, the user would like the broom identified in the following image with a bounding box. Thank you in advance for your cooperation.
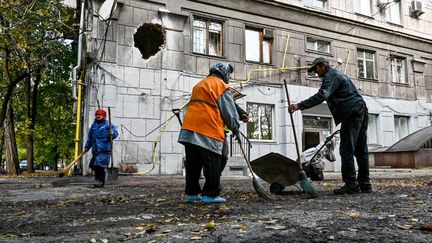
[283,79,319,198]
[236,133,274,201]
[58,151,87,177]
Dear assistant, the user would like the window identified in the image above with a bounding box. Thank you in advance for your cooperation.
[394,116,409,141]
[193,18,223,56]
[367,114,379,144]
[306,38,331,54]
[353,0,372,15]
[357,50,376,79]
[245,28,272,63]
[387,0,401,25]
[390,56,406,84]
[246,103,273,140]
[304,0,326,9]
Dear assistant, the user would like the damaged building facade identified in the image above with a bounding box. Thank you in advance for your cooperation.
[81,0,432,175]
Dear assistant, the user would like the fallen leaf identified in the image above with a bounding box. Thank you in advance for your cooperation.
[420,224,432,231]
[156,198,167,203]
[177,223,188,226]
[101,239,108,243]
[413,200,424,204]
[239,224,248,229]
[14,211,27,216]
[395,224,414,230]
[409,218,418,222]
[265,225,286,230]
[322,182,335,187]
[378,216,386,220]
[262,219,278,225]
[136,226,144,231]
[154,233,167,237]
[328,235,335,240]
[90,238,97,243]
[203,220,216,230]
[348,211,361,218]
[190,236,202,240]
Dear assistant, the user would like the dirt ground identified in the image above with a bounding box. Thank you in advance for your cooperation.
[1,169,431,243]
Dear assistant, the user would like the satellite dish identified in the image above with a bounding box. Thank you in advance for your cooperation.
[98,0,117,21]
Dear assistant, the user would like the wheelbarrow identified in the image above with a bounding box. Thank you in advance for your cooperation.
[250,130,340,195]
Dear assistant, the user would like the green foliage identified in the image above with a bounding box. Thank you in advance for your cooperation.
[0,0,78,168]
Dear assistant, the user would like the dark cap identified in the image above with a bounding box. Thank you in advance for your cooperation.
[307,57,329,73]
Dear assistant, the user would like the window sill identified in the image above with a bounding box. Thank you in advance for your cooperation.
[386,21,403,28]
[354,12,374,19]
[305,50,333,57]
[391,82,409,87]
[357,77,379,82]
[191,52,226,59]
[245,60,274,67]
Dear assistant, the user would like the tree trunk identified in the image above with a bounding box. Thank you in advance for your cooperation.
[4,101,19,175]
[53,145,59,171]
[25,76,34,173]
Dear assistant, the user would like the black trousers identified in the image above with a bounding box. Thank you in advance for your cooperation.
[339,103,370,186]
[93,165,106,185]
[184,143,222,197]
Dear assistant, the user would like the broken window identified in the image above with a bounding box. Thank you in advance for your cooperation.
[368,114,379,144]
[304,0,326,9]
[390,56,406,84]
[245,28,273,64]
[306,38,331,54]
[246,103,273,140]
[193,17,223,56]
[357,49,376,79]
[394,116,409,141]
[134,23,166,59]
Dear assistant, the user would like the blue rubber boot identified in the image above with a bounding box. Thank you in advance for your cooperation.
[202,196,226,204]
[186,195,202,202]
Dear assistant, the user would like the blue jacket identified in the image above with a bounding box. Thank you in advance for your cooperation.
[84,119,119,167]
[299,68,366,125]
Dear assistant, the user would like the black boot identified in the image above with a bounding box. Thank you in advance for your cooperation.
[359,183,372,193]
[333,183,360,195]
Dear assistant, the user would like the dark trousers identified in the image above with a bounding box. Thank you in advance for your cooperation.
[93,165,106,185]
[184,143,222,197]
[339,103,370,186]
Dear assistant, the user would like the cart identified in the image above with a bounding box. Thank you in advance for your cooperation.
[250,130,340,194]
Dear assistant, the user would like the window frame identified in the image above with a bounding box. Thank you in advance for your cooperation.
[305,37,332,55]
[394,115,410,141]
[389,55,407,85]
[192,16,224,57]
[367,114,379,145]
[353,0,372,16]
[245,27,273,64]
[304,0,327,9]
[357,49,377,80]
[246,102,275,141]
[386,0,402,25]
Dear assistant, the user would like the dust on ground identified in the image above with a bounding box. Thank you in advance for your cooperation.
[0,169,431,242]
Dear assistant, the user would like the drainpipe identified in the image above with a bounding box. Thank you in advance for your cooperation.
[73,1,86,159]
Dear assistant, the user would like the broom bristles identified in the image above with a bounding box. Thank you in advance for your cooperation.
[298,170,319,198]
[252,178,274,201]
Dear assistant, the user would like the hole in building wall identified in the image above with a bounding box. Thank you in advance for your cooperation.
[133,23,166,59]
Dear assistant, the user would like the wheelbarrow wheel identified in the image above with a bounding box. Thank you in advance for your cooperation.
[270,182,285,195]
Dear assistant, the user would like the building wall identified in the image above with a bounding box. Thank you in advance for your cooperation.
[84,0,432,174]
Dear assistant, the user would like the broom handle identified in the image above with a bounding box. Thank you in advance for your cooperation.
[108,107,114,169]
[283,79,302,170]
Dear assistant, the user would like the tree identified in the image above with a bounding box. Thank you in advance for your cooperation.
[0,0,76,174]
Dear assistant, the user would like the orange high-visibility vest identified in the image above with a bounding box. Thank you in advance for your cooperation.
[182,76,228,142]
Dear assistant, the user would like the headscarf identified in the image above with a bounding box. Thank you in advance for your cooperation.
[209,63,234,83]
[95,109,107,118]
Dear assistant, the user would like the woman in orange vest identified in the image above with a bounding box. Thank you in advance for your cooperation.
[178,63,240,204]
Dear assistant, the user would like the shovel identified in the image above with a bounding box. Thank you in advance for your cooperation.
[106,107,118,180]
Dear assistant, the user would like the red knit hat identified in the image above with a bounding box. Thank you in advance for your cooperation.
[95,109,106,118]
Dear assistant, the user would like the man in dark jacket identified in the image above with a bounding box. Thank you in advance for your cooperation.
[289,57,372,194]
[84,109,119,188]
